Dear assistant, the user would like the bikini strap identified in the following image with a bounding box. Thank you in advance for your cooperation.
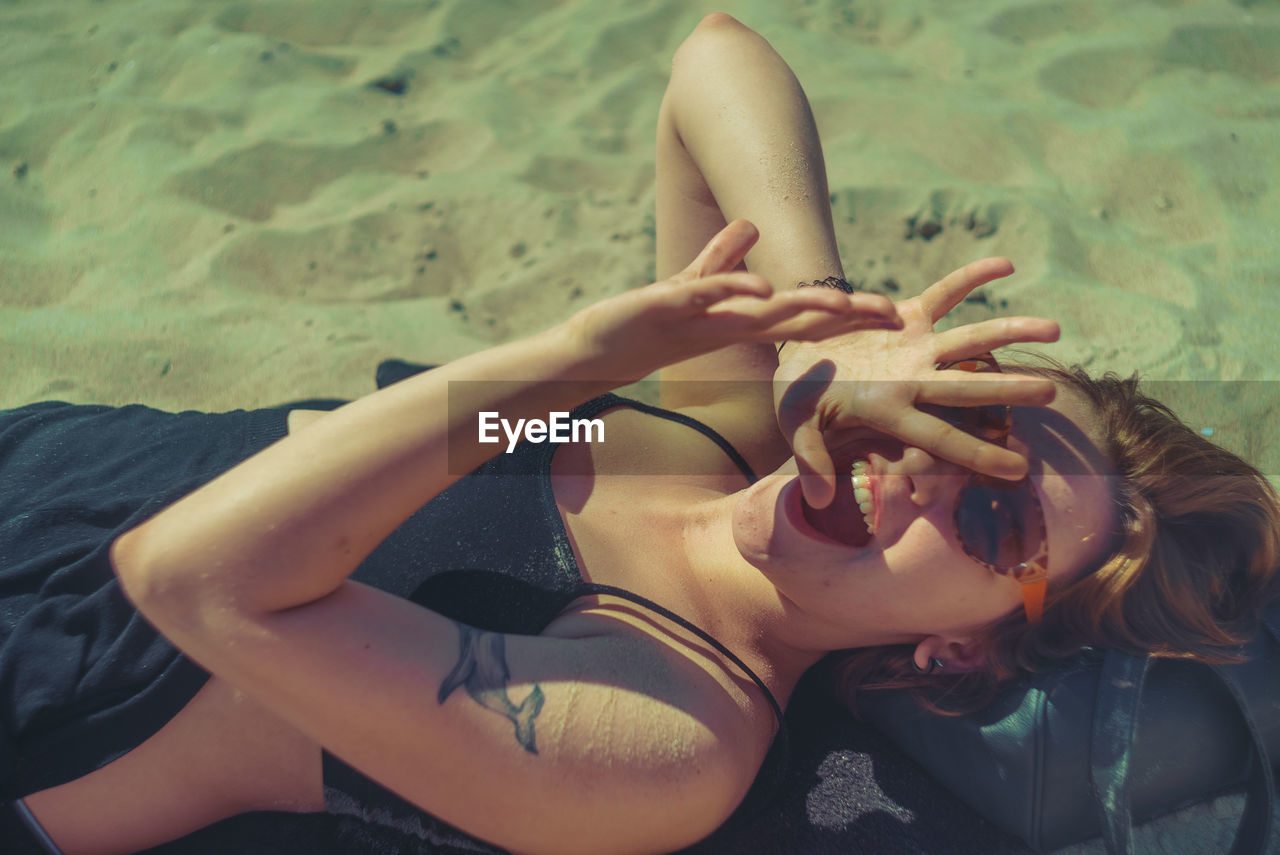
[604,397,759,484]
[568,394,760,485]
[570,582,786,729]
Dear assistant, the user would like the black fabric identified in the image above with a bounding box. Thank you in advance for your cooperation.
[684,668,1032,855]
[0,801,61,855]
[0,402,289,799]
[1088,648,1276,855]
[860,609,1280,853]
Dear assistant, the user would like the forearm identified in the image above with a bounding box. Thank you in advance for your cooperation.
[113,328,610,616]
[657,14,843,288]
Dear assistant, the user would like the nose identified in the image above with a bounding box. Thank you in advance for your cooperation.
[891,447,970,509]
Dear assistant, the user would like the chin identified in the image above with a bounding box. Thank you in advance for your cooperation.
[729,472,789,570]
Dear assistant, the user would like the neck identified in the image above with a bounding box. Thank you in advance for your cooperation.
[647,487,828,705]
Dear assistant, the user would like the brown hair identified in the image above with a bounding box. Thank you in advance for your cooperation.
[828,356,1280,714]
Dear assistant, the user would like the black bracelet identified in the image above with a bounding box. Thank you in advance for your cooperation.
[797,276,854,293]
[778,277,854,354]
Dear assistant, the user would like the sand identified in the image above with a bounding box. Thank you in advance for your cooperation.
[2,0,1277,852]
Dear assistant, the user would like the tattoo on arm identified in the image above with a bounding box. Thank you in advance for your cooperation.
[438,623,545,754]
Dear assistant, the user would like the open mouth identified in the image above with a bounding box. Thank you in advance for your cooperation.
[787,434,903,548]
[795,470,874,547]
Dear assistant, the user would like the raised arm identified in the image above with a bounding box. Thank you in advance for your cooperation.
[110,225,861,619]
[655,14,893,402]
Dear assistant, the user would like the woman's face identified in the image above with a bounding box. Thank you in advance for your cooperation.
[730,390,1118,652]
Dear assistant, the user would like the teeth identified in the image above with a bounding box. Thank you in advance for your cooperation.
[850,459,875,534]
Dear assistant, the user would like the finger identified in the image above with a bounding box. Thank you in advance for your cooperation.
[917,373,1057,407]
[761,309,901,343]
[893,409,1030,480]
[710,288,889,325]
[704,289,903,338]
[919,257,1015,324]
[933,316,1060,360]
[675,272,773,311]
[683,219,760,279]
[694,307,893,350]
[791,423,838,509]
[775,288,900,321]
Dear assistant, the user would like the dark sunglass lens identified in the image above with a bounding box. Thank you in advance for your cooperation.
[956,482,1037,566]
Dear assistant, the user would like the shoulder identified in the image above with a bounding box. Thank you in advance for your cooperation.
[490,623,767,853]
[544,603,776,795]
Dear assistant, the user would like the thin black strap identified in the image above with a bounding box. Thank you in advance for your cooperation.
[571,582,785,729]
[370,365,760,484]
[1090,649,1149,855]
[599,396,760,485]
[570,581,791,817]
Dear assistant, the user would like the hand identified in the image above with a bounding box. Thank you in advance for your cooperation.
[561,219,901,385]
[774,257,1060,508]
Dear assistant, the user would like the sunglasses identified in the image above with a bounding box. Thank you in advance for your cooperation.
[928,354,1049,624]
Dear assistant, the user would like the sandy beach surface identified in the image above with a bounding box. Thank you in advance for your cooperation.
[2,0,1277,852]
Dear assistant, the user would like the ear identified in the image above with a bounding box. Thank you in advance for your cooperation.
[912,635,988,674]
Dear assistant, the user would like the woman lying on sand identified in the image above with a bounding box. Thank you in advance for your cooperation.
[3,13,1277,855]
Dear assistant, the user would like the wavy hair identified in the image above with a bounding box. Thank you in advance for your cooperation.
[828,356,1280,714]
